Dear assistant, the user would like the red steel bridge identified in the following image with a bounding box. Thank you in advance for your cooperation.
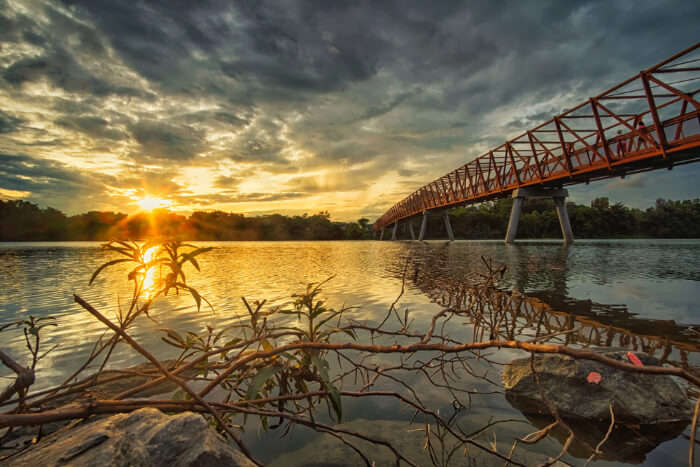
[374,43,700,242]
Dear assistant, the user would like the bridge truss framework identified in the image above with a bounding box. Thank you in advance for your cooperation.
[374,43,700,242]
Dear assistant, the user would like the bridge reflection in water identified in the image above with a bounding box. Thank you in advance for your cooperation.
[387,244,698,463]
[395,244,698,370]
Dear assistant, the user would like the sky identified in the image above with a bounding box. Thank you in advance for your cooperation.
[1,0,699,221]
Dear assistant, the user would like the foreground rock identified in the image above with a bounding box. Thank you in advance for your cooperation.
[503,350,692,424]
[2,408,255,466]
[0,360,200,457]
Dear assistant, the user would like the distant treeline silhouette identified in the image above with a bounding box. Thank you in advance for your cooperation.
[0,201,372,241]
[441,197,700,239]
[1,197,699,241]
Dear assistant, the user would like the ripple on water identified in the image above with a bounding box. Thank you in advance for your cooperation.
[0,240,698,466]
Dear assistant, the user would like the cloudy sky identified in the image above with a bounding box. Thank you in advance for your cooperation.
[1,0,699,220]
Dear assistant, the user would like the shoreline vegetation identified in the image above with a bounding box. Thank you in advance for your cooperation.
[1,197,700,242]
[0,241,697,466]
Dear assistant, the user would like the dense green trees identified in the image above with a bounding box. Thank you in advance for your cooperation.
[0,200,69,241]
[0,200,373,241]
[421,197,700,239]
[1,197,699,241]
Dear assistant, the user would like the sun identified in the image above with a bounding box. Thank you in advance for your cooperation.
[136,196,172,211]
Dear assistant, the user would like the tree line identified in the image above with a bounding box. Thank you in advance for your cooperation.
[0,200,373,241]
[1,197,699,241]
[428,197,700,239]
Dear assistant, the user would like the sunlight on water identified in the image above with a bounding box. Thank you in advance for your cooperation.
[0,239,698,466]
[141,245,159,299]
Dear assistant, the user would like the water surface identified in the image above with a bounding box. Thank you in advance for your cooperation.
[0,240,698,466]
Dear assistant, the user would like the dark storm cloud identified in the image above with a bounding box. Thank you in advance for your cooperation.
[0,154,76,191]
[42,2,106,55]
[1,2,151,101]
[4,49,100,93]
[129,119,205,161]
[59,0,387,95]
[227,116,291,165]
[18,1,700,112]
[2,40,146,99]
[0,111,22,134]
[2,0,699,217]
[54,115,125,141]
[0,153,109,207]
[180,110,250,128]
[57,0,215,86]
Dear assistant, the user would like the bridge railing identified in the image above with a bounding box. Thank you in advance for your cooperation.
[375,43,700,231]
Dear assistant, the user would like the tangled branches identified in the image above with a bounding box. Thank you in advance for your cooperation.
[0,241,697,466]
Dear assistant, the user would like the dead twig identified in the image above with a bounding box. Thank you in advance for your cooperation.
[690,397,700,467]
[585,402,615,467]
[0,350,34,407]
[73,294,261,467]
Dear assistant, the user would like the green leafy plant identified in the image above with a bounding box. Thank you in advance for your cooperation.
[91,240,214,324]
[159,277,355,426]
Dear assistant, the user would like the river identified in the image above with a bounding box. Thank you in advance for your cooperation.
[1,240,698,466]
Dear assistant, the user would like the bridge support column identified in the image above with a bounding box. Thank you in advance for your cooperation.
[418,211,428,241]
[553,196,574,244]
[505,188,573,244]
[408,221,416,240]
[443,212,454,242]
[505,196,524,244]
[391,221,399,241]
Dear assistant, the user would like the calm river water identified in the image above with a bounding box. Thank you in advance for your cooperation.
[1,240,699,466]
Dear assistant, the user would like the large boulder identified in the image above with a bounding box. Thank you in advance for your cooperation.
[1,408,255,466]
[502,350,692,424]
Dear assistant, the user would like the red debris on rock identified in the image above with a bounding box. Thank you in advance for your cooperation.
[627,352,644,367]
[587,371,602,384]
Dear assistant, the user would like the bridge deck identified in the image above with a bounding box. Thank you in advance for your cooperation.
[375,43,700,231]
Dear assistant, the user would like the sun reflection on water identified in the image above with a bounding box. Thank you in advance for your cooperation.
[142,245,160,299]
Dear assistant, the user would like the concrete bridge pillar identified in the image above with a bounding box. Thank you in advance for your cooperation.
[553,196,574,244]
[391,221,399,241]
[408,221,416,240]
[505,196,525,244]
[505,188,574,244]
[418,211,429,241]
[442,212,455,242]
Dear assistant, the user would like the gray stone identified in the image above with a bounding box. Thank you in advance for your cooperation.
[2,408,255,466]
[502,350,692,424]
